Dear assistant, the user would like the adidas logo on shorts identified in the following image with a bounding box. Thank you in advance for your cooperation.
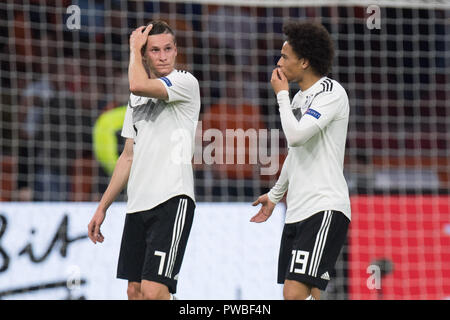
[320,272,330,280]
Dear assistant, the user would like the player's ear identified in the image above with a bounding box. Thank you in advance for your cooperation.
[173,43,178,57]
[300,57,310,70]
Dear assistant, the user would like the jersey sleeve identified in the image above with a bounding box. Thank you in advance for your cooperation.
[267,155,289,204]
[277,90,344,147]
[158,71,199,103]
[303,90,343,130]
[121,95,135,139]
[277,91,321,147]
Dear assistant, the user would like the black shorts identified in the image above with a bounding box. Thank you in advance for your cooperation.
[116,195,195,293]
[277,210,350,291]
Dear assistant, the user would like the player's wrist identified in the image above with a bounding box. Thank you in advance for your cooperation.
[267,191,280,205]
[276,90,289,97]
[96,201,109,214]
[130,47,142,56]
[276,90,290,109]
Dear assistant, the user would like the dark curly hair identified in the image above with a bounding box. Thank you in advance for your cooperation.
[283,21,334,77]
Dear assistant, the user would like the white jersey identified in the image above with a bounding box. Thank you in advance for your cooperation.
[121,69,201,214]
[268,77,351,223]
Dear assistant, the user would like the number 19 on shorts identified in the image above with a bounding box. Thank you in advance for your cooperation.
[290,250,309,274]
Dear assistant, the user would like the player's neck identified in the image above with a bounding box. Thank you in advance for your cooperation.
[297,73,322,92]
[149,68,175,79]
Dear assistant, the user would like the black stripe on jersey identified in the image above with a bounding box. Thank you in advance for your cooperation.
[319,79,332,93]
[322,79,332,92]
[324,78,333,92]
[306,79,333,109]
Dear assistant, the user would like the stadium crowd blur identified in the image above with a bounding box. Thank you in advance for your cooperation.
[0,1,448,202]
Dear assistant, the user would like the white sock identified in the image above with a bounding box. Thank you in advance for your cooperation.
[305,295,315,300]
[169,294,177,300]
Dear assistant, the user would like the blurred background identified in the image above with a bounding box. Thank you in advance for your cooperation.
[0,0,449,300]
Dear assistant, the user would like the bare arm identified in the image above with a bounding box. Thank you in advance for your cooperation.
[88,138,134,243]
[128,25,168,99]
[128,50,168,99]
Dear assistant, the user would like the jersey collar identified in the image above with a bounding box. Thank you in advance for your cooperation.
[299,76,327,96]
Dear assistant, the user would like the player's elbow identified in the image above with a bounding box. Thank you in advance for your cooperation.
[123,152,134,164]
[129,82,138,94]
[286,128,317,147]
[129,83,144,96]
[129,80,149,96]
[121,139,134,163]
[117,151,133,167]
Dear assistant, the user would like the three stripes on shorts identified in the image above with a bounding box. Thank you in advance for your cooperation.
[165,198,188,278]
[308,210,333,277]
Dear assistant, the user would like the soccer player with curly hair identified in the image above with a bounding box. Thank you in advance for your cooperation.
[251,21,351,300]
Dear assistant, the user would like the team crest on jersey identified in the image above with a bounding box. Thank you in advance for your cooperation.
[303,94,314,110]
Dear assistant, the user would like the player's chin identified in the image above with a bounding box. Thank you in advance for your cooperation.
[155,66,174,77]
[283,73,294,82]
